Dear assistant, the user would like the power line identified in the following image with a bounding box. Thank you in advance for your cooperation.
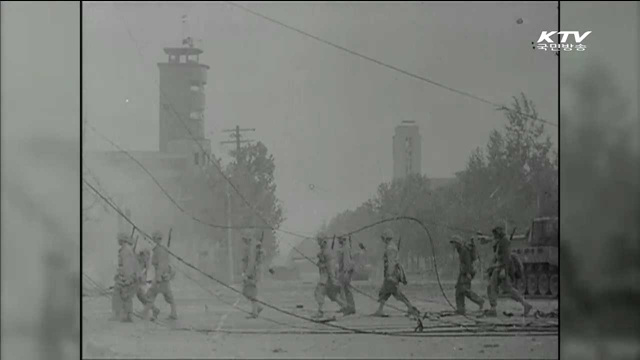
[114,7,315,244]
[223,1,558,128]
[87,124,264,231]
[85,126,454,319]
[108,7,545,329]
[82,179,430,336]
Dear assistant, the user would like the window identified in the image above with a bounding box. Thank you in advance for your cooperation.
[189,111,204,120]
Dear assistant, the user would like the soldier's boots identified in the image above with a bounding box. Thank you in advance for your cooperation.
[478,299,485,312]
[339,307,356,316]
[484,307,498,317]
[523,302,533,317]
[167,304,178,320]
[455,308,466,315]
[407,306,420,318]
[371,303,387,317]
[151,307,160,321]
[121,312,134,323]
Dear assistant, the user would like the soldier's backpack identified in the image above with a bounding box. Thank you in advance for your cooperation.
[509,254,524,282]
[396,263,408,285]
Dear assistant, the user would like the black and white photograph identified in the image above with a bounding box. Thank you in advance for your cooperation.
[81,2,560,358]
[1,1,638,360]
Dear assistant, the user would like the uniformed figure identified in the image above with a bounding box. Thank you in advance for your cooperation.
[241,229,265,318]
[115,232,138,322]
[336,236,356,315]
[372,229,420,317]
[485,226,532,317]
[313,233,348,319]
[450,236,484,315]
[142,231,178,321]
[135,249,159,318]
[110,234,126,321]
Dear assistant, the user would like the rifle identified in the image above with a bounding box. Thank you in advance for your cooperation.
[133,235,140,252]
[331,235,336,250]
[167,228,173,248]
[396,236,407,285]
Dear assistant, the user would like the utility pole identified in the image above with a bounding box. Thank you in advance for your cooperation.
[221,125,255,162]
[220,125,255,284]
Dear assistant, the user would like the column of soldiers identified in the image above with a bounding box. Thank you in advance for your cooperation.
[108,223,532,324]
[450,225,532,317]
[111,231,177,323]
[311,226,532,319]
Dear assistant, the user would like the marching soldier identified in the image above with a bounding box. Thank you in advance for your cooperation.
[450,236,484,315]
[142,231,178,321]
[336,236,356,315]
[115,232,138,322]
[484,226,532,317]
[135,249,159,319]
[372,229,420,318]
[313,233,348,319]
[241,229,265,318]
[110,234,126,321]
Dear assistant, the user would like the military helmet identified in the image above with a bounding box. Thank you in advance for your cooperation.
[492,226,505,238]
[117,232,130,244]
[241,228,254,242]
[138,248,150,257]
[316,232,328,243]
[316,233,328,247]
[151,230,163,243]
[381,228,394,241]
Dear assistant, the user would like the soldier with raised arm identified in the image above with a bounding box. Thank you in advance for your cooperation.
[371,229,420,318]
[450,236,484,315]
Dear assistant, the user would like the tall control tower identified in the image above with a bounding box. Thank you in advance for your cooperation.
[157,36,211,166]
[392,121,422,180]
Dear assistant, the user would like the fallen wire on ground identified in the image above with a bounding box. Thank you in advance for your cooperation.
[84,179,558,338]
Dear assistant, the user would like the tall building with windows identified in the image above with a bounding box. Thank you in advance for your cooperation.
[393,121,422,180]
[157,38,211,165]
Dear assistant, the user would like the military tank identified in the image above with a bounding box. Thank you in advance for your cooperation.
[510,217,559,298]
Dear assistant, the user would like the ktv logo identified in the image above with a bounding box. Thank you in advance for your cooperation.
[534,31,591,52]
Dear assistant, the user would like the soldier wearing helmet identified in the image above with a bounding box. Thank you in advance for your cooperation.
[134,248,159,319]
[142,230,178,321]
[241,228,265,318]
[450,236,484,315]
[335,236,356,315]
[372,229,419,318]
[313,233,348,319]
[114,232,137,322]
[484,225,532,317]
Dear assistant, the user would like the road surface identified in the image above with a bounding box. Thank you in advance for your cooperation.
[82,277,558,359]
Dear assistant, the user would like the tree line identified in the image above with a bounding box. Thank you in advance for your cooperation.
[319,94,558,277]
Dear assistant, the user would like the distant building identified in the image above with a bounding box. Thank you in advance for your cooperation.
[158,40,212,161]
[393,121,422,180]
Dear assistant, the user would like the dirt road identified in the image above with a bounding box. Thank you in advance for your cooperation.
[82,278,558,358]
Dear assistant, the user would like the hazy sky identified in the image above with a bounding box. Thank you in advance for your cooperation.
[83,1,559,248]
